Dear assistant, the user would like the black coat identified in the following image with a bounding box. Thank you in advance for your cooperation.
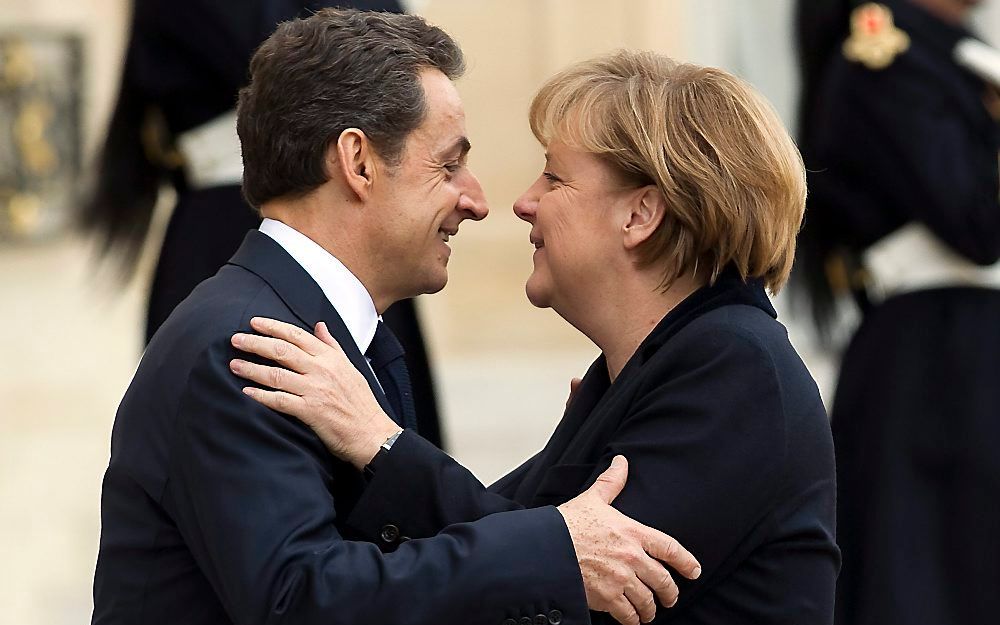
[91,231,589,625]
[348,272,840,624]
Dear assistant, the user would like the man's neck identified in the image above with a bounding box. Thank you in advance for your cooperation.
[260,198,395,313]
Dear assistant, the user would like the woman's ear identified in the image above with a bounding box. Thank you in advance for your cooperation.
[332,128,375,201]
[623,186,666,250]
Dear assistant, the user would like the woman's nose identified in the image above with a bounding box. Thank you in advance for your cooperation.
[513,184,540,223]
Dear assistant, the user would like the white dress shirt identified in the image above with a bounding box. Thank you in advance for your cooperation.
[258,218,379,356]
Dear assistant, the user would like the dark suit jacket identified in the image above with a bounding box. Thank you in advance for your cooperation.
[92,231,588,625]
[348,271,841,624]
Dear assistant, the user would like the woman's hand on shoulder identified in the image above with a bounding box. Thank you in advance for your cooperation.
[229,317,399,470]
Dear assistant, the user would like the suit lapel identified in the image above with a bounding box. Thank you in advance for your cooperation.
[227,230,395,419]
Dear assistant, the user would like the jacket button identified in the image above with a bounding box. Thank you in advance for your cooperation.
[379,524,400,543]
[548,610,563,625]
[502,620,517,625]
[534,615,548,625]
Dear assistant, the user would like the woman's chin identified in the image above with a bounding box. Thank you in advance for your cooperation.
[524,279,551,309]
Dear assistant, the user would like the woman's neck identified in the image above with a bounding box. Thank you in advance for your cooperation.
[573,270,703,382]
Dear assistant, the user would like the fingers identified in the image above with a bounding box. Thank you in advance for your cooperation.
[229,359,307,395]
[314,321,340,348]
[633,552,679,609]
[231,333,309,371]
[566,376,583,409]
[241,386,307,419]
[249,317,328,356]
[608,594,640,625]
[638,527,702,581]
[623,578,657,623]
[588,455,629,504]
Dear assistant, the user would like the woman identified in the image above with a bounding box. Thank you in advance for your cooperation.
[231,51,840,623]
[793,1,1000,623]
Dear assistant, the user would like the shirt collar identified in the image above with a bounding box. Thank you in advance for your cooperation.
[259,218,379,354]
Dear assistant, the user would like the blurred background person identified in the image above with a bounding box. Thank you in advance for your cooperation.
[794,0,1000,623]
[79,0,445,447]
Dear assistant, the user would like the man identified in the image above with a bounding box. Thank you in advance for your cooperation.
[92,9,698,625]
[83,0,447,448]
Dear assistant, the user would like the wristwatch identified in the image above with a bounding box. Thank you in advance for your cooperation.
[362,429,403,480]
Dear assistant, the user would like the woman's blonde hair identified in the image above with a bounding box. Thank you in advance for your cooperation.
[529,50,805,293]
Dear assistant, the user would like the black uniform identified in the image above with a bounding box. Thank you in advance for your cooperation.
[797,2,1000,623]
[85,0,444,446]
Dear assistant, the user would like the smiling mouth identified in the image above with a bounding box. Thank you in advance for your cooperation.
[530,237,544,249]
[439,228,457,243]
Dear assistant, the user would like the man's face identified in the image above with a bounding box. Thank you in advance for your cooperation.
[368,68,488,302]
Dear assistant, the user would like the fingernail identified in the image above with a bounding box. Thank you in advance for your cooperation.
[692,566,702,579]
[229,360,241,372]
[231,334,243,347]
[668,597,677,608]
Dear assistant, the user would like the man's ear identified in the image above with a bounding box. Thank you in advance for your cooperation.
[331,128,376,201]
[623,186,667,250]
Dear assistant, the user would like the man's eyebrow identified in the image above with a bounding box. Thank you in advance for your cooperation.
[441,136,472,159]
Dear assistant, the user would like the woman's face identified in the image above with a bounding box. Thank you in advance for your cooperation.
[513,140,639,313]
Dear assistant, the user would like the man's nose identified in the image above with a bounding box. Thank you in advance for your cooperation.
[457,170,488,221]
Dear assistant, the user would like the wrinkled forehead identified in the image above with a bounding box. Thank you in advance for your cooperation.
[405,68,468,154]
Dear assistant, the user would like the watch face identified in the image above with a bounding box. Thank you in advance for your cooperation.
[383,429,403,451]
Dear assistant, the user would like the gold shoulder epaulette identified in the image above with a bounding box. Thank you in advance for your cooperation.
[843,3,910,70]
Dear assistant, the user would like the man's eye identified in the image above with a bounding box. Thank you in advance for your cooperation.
[444,163,461,173]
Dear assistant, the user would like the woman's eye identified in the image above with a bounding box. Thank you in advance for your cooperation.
[543,172,561,185]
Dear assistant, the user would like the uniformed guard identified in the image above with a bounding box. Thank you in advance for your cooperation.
[794,1,1000,623]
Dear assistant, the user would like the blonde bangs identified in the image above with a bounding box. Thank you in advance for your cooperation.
[529,61,641,161]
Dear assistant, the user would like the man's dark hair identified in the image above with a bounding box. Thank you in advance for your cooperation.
[237,8,465,208]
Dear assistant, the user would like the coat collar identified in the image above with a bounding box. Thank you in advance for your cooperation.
[227,230,396,420]
[575,267,774,422]
[633,268,775,368]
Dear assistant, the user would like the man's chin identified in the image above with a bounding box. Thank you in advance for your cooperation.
[417,271,449,296]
